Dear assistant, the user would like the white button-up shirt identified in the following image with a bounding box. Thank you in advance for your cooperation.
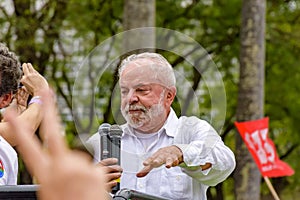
[87,109,235,200]
[0,136,18,185]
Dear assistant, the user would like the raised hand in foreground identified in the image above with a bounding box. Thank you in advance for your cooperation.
[4,89,108,200]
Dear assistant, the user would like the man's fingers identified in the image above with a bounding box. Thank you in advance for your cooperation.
[144,155,164,167]
[25,63,35,73]
[136,165,153,178]
[98,158,118,166]
[105,182,118,192]
[21,63,29,75]
[94,167,118,192]
[97,160,123,178]
[165,157,174,168]
[97,159,122,192]
[165,153,181,168]
[141,146,183,173]
[4,108,47,179]
[142,155,155,166]
[101,165,123,175]
[105,172,122,182]
[22,63,35,75]
[16,88,29,107]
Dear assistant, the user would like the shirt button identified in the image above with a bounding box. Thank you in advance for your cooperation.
[176,176,181,181]
[138,183,144,188]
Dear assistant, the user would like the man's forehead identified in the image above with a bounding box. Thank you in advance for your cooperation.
[119,56,175,89]
[120,60,159,82]
[120,73,156,87]
[124,59,154,71]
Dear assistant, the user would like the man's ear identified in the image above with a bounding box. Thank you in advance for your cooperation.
[165,86,176,107]
[0,93,13,108]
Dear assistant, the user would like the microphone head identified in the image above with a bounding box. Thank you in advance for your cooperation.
[98,123,111,136]
[109,124,123,138]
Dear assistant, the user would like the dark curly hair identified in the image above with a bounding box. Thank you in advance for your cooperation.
[0,43,23,96]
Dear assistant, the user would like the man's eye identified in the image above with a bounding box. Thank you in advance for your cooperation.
[136,88,146,92]
[136,88,150,94]
[121,90,129,95]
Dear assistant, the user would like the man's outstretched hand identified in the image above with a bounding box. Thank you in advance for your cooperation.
[136,145,183,177]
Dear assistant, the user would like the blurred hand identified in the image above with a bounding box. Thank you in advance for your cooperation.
[97,158,123,192]
[1,87,29,121]
[136,145,183,178]
[11,87,29,113]
[4,89,108,200]
[20,63,48,96]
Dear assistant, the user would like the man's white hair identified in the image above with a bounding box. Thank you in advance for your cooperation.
[118,52,176,87]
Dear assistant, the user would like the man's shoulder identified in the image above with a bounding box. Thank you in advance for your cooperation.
[176,116,215,136]
[86,132,99,143]
[178,115,210,127]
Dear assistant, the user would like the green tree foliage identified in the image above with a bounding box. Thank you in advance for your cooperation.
[0,0,299,198]
[264,1,300,198]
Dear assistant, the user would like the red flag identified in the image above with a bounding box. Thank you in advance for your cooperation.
[235,117,294,177]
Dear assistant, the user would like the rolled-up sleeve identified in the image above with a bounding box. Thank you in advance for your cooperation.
[174,116,236,186]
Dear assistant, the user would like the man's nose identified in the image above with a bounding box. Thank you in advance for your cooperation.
[128,90,138,104]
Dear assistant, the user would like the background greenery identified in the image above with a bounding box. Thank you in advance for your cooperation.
[0,0,299,199]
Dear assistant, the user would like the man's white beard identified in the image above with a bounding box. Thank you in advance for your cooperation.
[121,99,165,130]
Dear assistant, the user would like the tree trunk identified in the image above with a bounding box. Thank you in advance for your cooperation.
[102,0,156,123]
[234,1,266,200]
[122,0,156,53]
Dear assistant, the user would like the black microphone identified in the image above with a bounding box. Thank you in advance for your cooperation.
[98,123,111,160]
[109,124,122,163]
[109,124,123,194]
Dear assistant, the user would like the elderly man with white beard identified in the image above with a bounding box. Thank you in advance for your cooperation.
[86,52,236,200]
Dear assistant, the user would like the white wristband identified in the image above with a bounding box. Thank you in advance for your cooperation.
[28,96,42,106]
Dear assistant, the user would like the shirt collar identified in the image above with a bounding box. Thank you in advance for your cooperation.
[163,108,179,137]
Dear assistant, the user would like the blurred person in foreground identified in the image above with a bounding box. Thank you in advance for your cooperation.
[4,89,108,200]
[0,42,48,185]
[87,52,236,200]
